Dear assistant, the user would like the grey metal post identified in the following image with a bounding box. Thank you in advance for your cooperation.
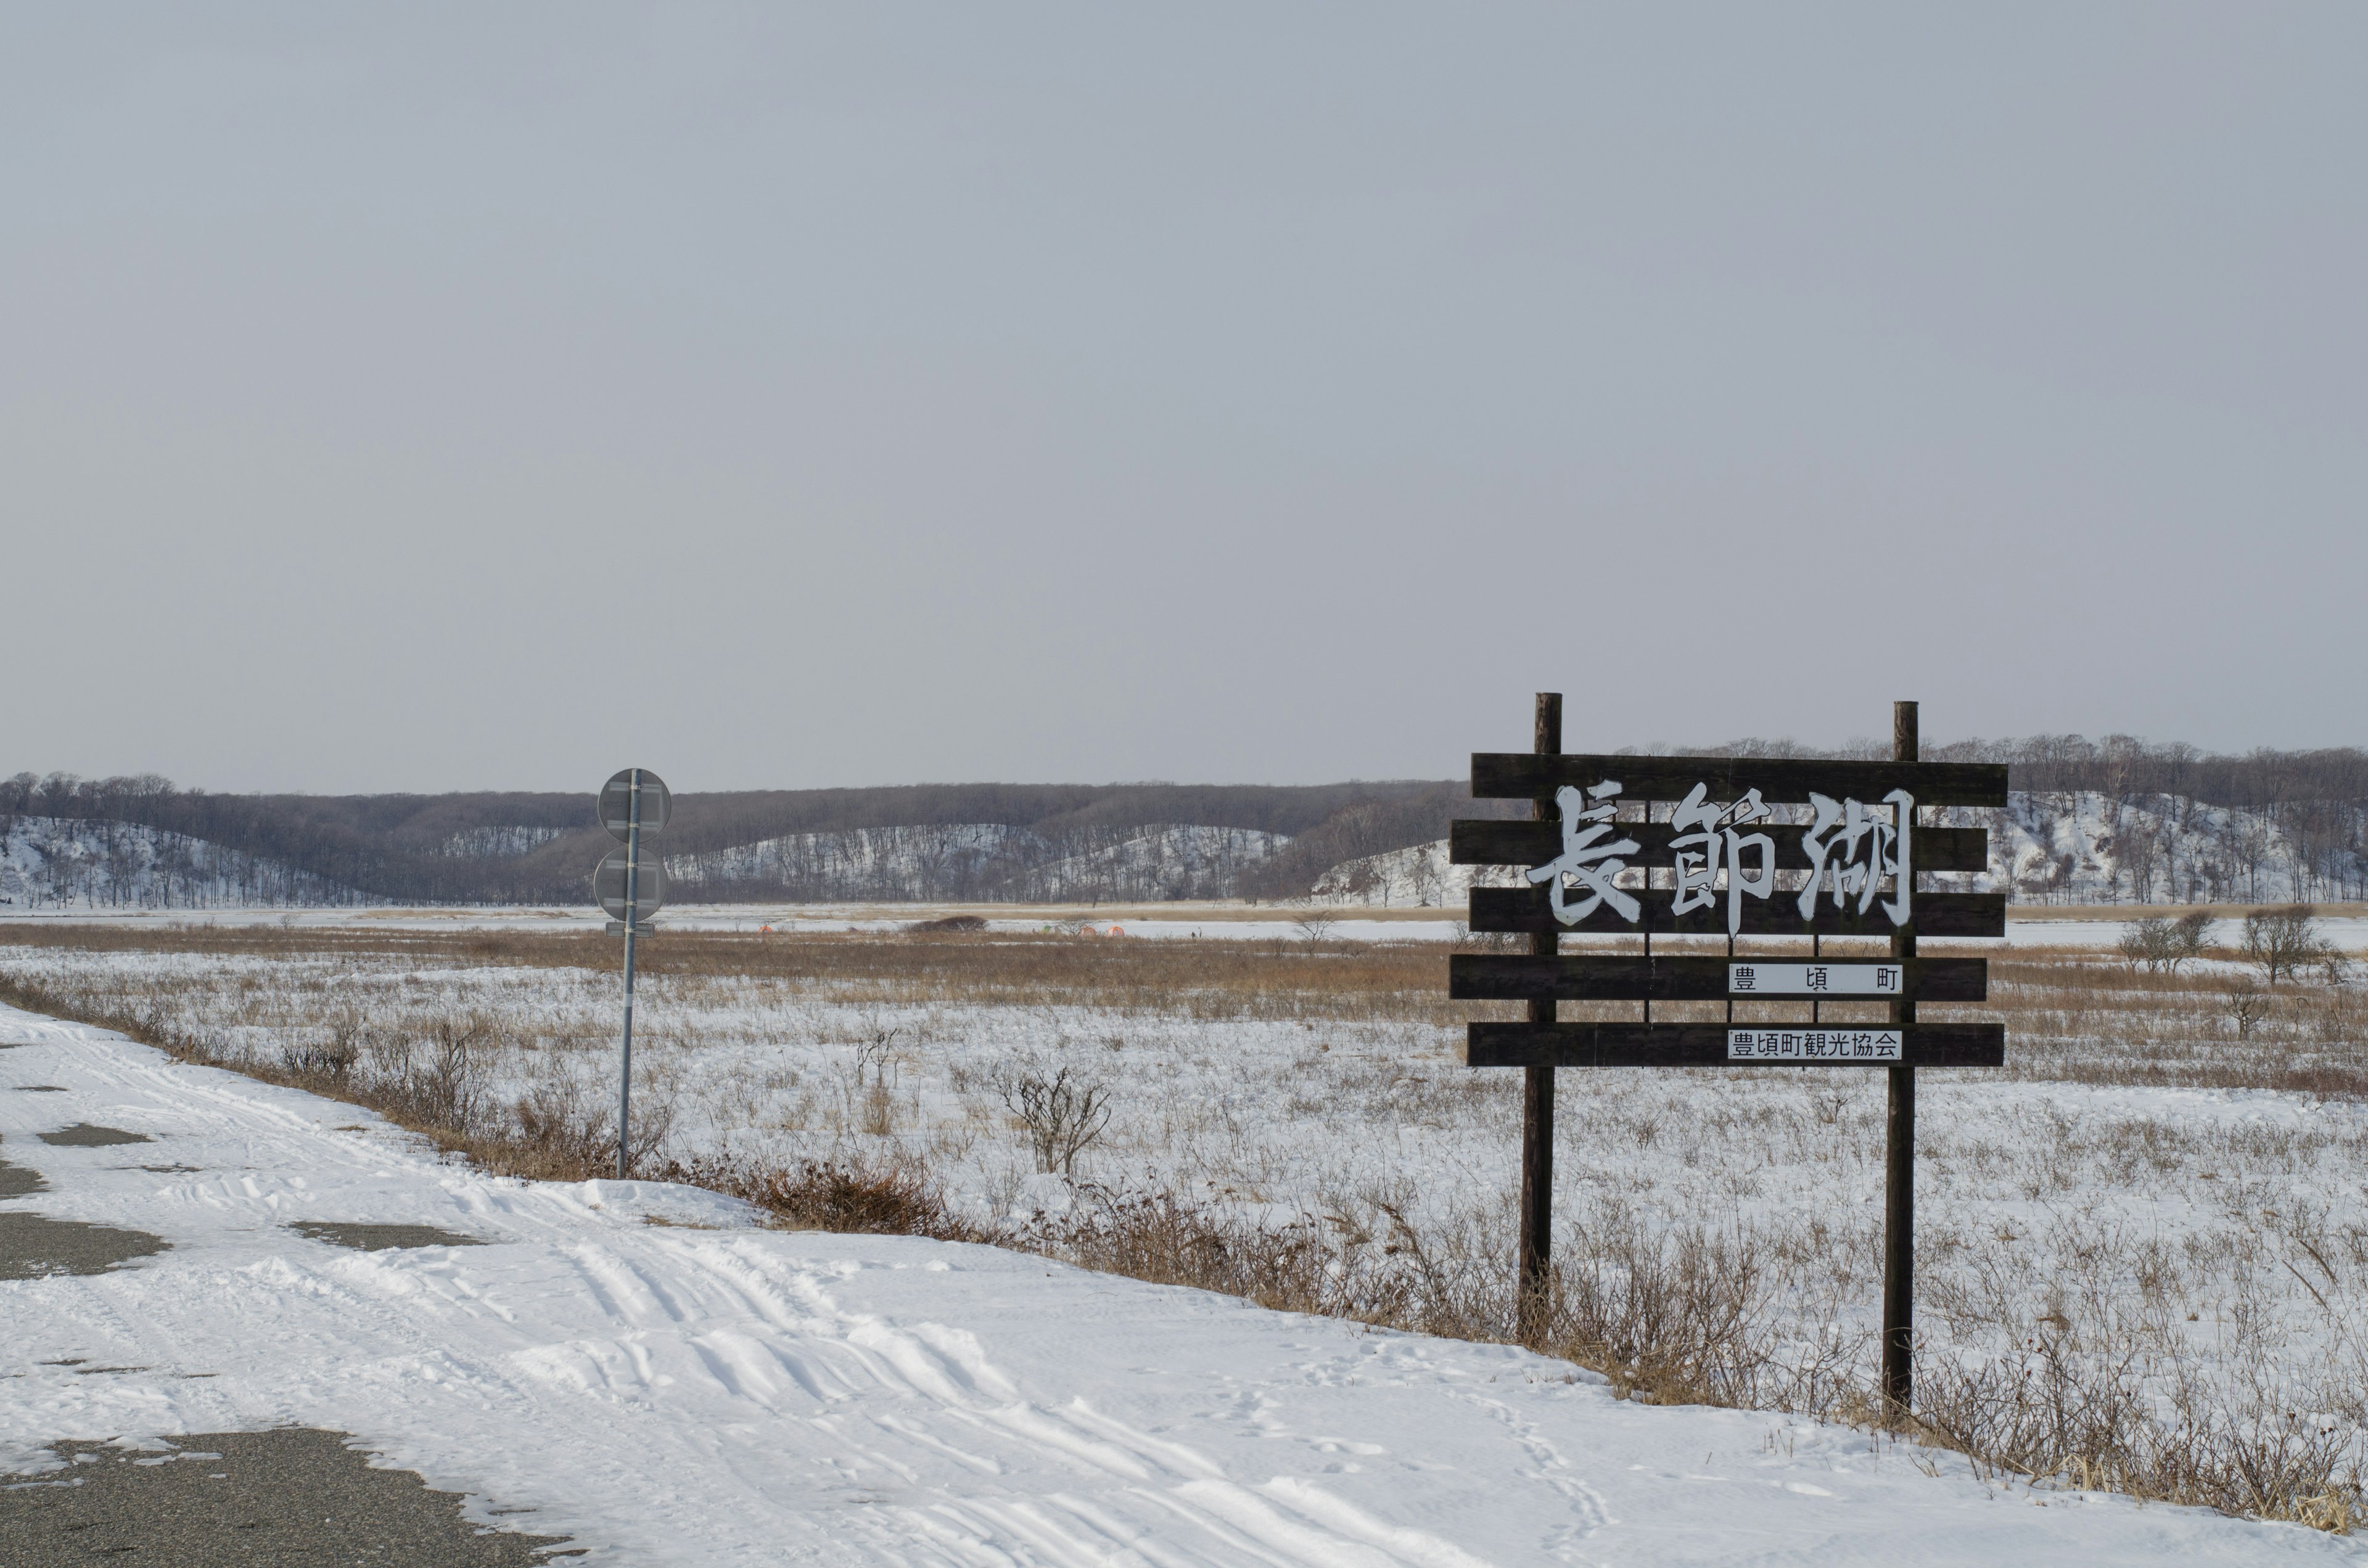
[619,768,640,1180]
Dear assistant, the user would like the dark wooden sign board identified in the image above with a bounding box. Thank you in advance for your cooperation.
[1451,696,2005,1414]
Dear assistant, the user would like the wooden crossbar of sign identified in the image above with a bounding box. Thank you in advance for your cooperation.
[1469,753,2009,807]
[1449,819,1989,872]
[1450,954,1988,1003]
[1469,887,2005,937]
[1466,1022,2005,1068]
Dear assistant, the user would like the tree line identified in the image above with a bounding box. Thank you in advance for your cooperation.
[0,772,1475,905]
[4,736,2358,906]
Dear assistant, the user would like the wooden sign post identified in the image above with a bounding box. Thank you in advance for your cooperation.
[1450,698,2006,1417]
[1519,692,1561,1345]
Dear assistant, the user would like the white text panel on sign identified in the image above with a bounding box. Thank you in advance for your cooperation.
[1729,963,1902,996]
[1727,1029,1903,1062]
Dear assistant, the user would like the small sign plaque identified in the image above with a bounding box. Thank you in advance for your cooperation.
[1729,1028,1902,1062]
[593,849,667,921]
[599,769,673,840]
[1729,962,1902,996]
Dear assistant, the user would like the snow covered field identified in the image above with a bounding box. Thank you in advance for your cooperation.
[4,1003,2361,1563]
[1,917,2364,1527]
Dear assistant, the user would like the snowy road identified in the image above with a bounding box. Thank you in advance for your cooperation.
[0,1005,2356,1565]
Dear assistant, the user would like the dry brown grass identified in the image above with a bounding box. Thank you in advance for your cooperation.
[662,1152,982,1239]
[0,924,1469,1025]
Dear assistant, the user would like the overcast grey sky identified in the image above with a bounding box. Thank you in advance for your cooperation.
[5,5,2361,793]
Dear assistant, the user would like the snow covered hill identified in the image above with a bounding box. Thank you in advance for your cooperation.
[998,824,1287,901]
[1314,792,2367,908]
[7,788,2358,911]
[1971,790,2364,904]
[2,1004,2347,1565]
[0,818,355,911]
[665,821,1026,901]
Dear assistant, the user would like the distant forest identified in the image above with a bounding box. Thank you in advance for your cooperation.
[0,772,1507,905]
[2,735,2361,905]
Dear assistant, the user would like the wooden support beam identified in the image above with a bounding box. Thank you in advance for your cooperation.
[1466,1021,2004,1069]
[1450,954,1988,1003]
[1467,887,2004,938]
[1448,818,1989,872]
[1470,752,2007,807]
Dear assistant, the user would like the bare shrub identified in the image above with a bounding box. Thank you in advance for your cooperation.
[280,1009,366,1085]
[852,1014,900,1087]
[2245,906,2337,985]
[860,1082,897,1136]
[1289,908,1338,943]
[1018,1191,1493,1337]
[995,1063,1114,1175]
[379,1015,490,1134]
[2119,917,2177,974]
[2173,910,2216,967]
[1914,1344,2361,1529]
[906,914,986,934]
[2120,913,2214,975]
[1547,1221,1780,1407]
[1452,922,1524,954]
[2225,980,2271,1041]
[667,1154,978,1239]
[616,1079,675,1174]
[511,1073,615,1178]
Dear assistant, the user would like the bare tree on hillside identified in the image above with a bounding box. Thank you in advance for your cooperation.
[2228,816,2273,904]
[2117,818,2162,905]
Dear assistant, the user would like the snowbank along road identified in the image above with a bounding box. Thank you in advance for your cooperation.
[0,1004,2358,1565]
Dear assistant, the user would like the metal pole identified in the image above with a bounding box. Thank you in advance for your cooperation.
[1518,692,1561,1345]
[619,768,640,1180]
[1881,701,1918,1414]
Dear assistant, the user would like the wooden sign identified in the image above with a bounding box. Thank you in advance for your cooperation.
[1453,697,2005,1416]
